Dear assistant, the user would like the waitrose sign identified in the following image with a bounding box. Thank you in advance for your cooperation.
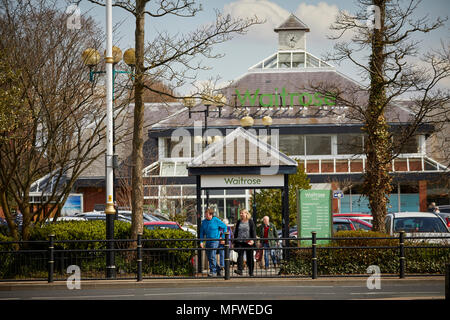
[201,174,284,188]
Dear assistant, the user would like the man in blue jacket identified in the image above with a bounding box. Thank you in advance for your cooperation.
[199,208,227,277]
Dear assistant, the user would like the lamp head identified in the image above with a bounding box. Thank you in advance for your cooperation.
[123,48,136,67]
[104,46,123,64]
[240,115,254,129]
[81,48,100,67]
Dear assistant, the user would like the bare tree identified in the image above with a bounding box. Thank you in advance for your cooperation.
[0,0,128,240]
[314,0,450,231]
[88,0,262,242]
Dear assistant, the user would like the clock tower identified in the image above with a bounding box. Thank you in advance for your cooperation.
[274,13,310,51]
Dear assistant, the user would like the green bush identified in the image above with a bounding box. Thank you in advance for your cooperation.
[281,231,450,275]
[0,221,197,279]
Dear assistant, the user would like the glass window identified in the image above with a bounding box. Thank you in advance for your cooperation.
[393,217,448,233]
[278,53,291,68]
[333,222,352,232]
[263,54,277,68]
[174,163,188,176]
[393,135,418,154]
[352,220,372,231]
[292,52,305,68]
[306,136,331,155]
[306,54,320,67]
[279,135,304,156]
[337,134,363,155]
[226,198,246,224]
[160,162,175,176]
[226,189,246,195]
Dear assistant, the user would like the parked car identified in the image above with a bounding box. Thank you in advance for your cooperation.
[333,213,373,224]
[345,218,373,231]
[44,216,88,223]
[384,212,450,243]
[117,210,162,222]
[332,218,356,233]
[436,212,450,229]
[143,221,183,230]
[75,212,131,223]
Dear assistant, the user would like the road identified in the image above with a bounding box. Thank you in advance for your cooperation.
[0,277,445,300]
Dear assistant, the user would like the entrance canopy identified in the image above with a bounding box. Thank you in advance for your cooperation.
[188,127,297,267]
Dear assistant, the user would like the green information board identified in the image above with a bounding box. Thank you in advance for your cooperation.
[297,190,332,245]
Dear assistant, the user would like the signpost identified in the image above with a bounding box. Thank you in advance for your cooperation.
[297,190,332,245]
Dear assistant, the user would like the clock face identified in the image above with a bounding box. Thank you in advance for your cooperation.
[287,33,298,48]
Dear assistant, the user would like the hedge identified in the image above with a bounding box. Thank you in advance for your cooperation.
[280,230,450,275]
[0,221,197,279]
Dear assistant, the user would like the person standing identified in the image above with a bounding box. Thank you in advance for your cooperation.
[199,208,227,277]
[233,209,256,276]
[218,218,233,276]
[257,216,279,269]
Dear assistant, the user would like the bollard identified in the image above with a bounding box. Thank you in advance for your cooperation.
[311,232,317,279]
[136,234,143,282]
[224,232,230,280]
[48,234,55,283]
[399,231,405,279]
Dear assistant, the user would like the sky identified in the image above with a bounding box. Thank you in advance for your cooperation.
[76,0,450,94]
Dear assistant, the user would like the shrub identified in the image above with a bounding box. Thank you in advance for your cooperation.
[281,230,450,275]
[0,221,197,279]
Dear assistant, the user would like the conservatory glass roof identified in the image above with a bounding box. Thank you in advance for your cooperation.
[249,50,333,70]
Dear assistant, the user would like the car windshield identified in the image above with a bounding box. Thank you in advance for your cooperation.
[333,222,352,232]
[352,221,372,231]
[393,217,449,233]
[145,224,179,230]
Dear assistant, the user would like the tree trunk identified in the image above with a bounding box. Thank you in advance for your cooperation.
[130,0,146,243]
[363,0,392,233]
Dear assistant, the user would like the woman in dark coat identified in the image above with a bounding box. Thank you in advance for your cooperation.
[233,209,256,276]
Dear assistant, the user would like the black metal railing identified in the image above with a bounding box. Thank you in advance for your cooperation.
[0,231,449,282]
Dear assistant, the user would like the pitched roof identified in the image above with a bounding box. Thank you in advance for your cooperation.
[274,13,310,32]
[188,127,297,174]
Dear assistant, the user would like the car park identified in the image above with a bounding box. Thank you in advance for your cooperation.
[384,212,450,243]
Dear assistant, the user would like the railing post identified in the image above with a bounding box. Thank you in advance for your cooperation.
[311,232,317,279]
[137,233,143,282]
[445,264,449,301]
[224,232,230,280]
[399,231,405,279]
[48,234,55,283]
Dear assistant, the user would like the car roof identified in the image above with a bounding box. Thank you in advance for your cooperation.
[144,221,177,225]
[333,213,372,219]
[333,218,352,223]
[389,212,442,218]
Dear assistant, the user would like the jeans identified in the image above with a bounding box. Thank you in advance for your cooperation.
[205,241,220,274]
[263,242,277,268]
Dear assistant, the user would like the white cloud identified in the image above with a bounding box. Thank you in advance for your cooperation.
[224,1,352,48]
[294,2,344,44]
[223,0,289,43]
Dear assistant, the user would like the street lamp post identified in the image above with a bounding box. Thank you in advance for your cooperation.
[81,3,135,279]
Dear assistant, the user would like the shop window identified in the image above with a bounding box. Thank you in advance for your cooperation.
[305,136,331,155]
[337,134,363,155]
[279,135,305,156]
